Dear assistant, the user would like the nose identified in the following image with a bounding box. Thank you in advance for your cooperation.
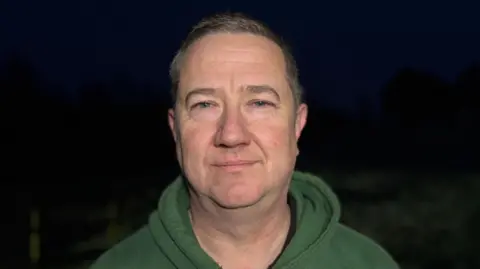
[214,107,250,148]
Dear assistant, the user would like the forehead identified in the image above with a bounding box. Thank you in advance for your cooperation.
[178,33,288,92]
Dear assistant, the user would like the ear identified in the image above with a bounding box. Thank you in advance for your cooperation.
[168,108,177,143]
[294,103,308,141]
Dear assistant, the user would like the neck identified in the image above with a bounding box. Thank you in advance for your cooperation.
[189,194,291,268]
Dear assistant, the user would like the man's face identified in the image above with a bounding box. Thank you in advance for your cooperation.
[168,33,307,209]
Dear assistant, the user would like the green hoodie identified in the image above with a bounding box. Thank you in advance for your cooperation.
[90,171,399,269]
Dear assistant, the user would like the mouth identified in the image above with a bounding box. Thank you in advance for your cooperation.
[212,160,258,171]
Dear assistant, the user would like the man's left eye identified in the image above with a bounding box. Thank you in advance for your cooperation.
[251,100,273,107]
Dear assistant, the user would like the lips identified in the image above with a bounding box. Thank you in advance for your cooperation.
[214,160,258,166]
[211,160,259,171]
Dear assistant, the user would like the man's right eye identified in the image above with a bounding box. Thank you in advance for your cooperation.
[191,101,213,109]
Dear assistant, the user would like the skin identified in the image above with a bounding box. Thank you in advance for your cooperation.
[168,32,308,269]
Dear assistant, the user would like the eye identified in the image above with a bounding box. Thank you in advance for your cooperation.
[191,101,215,110]
[250,100,275,108]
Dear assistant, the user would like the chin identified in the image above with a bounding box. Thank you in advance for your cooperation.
[211,185,265,210]
[213,198,263,210]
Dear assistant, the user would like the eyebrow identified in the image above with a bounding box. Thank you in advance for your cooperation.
[184,87,217,105]
[245,85,280,102]
[183,84,281,105]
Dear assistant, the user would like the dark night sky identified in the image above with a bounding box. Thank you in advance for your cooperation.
[1,0,479,114]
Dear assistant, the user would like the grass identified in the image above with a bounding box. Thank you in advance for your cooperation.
[25,171,480,269]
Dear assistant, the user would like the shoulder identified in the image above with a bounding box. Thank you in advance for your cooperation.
[89,225,162,269]
[330,223,400,269]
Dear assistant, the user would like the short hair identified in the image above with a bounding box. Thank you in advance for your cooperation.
[169,12,303,107]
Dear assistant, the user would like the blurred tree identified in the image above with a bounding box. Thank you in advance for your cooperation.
[457,62,480,105]
[455,62,480,132]
[109,72,139,104]
[78,82,111,108]
[0,55,44,125]
[380,68,458,129]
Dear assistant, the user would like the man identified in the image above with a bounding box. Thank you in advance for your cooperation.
[90,12,399,269]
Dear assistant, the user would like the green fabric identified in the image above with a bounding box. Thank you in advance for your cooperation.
[90,171,400,269]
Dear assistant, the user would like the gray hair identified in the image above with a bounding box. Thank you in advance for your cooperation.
[169,12,303,107]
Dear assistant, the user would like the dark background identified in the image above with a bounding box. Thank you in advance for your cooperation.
[2,1,479,268]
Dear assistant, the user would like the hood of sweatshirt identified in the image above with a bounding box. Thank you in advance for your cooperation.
[148,171,341,268]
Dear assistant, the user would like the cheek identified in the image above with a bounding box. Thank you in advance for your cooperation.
[179,123,213,159]
[253,121,291,149]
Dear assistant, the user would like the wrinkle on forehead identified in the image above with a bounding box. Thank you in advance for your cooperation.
[189,33,284,64]
[178,33,288,92]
